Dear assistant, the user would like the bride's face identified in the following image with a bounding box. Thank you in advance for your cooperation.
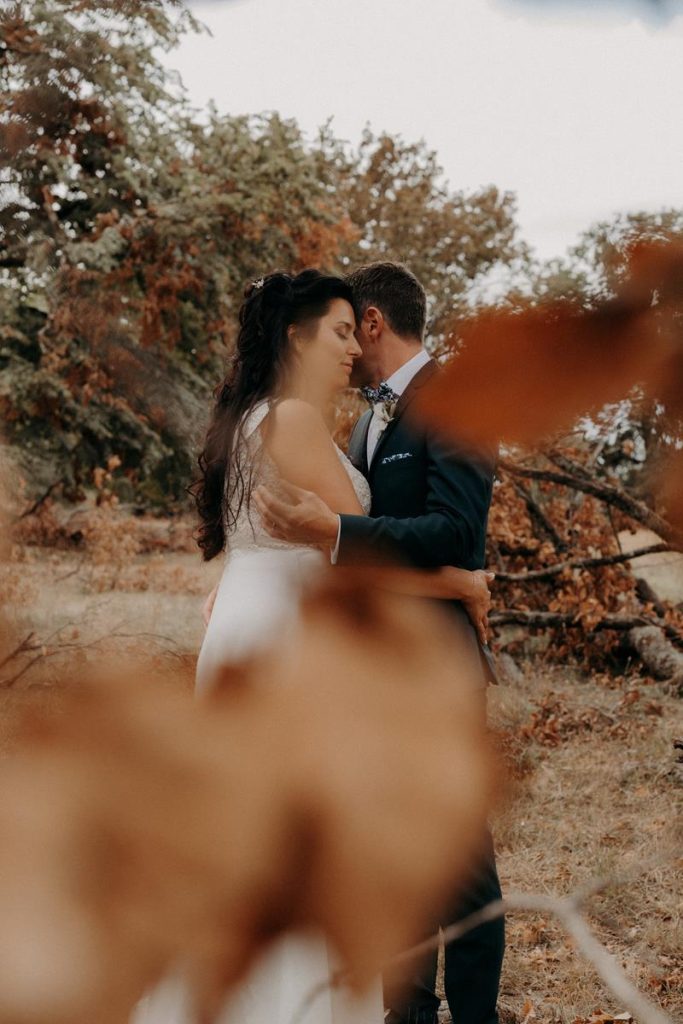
[291,299,361,396]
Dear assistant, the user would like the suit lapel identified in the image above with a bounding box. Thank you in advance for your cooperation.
[369,358,438,473]
[348,409,372,477]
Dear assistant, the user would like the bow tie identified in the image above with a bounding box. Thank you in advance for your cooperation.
[360,382,400,407]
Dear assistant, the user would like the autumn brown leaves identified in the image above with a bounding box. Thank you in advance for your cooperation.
[411,240,683,676]
[417,241,683,535]
[0,575,495,1024]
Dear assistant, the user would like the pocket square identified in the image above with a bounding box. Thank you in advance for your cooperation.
[381,452,413,465]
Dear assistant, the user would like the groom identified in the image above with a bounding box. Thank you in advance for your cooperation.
[256,261,504,1024]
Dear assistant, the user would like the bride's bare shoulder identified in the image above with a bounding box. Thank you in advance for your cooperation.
[264,398,363,511]
[268,398,328,439]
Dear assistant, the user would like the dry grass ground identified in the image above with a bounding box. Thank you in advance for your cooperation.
[489,669,682,1024]
[1,534,681,1023]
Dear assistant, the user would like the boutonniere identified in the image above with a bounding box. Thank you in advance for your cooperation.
[376,398,398,427]
[360,382,400,430]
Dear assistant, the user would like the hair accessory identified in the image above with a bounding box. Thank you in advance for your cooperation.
[252,277,265,291]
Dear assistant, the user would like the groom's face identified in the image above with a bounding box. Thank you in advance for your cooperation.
[349,306,382,388]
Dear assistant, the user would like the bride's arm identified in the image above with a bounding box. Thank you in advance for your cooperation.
[205,404,363,626]
[375,565,493,602]
[369,566,494,645]
[256,406,492,640]
[263,399,365,515]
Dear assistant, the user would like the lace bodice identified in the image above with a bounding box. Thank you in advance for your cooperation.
[223,401,371,554]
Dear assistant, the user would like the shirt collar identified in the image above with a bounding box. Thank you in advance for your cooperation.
[384,348,432,398]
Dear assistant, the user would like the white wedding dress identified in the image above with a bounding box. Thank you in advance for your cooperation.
[132,401,381,1024]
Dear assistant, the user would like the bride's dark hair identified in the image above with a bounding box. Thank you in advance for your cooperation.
[190,269,356,561]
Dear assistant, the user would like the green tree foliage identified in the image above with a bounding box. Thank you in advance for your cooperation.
[519,208,683,306]
[1,0,196,273]
[571,208,683,299]
[1,0,210,503]
[1,0,525,508]
[317,126,526,345]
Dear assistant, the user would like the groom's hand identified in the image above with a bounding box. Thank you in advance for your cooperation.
[254,482,339,547]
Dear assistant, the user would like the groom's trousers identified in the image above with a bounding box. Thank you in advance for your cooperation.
[383,827,504,1024]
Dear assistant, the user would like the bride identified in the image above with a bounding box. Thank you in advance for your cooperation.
[134,269,493,1024]
[195,269,492,694]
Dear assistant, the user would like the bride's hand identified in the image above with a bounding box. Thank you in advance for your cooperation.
[451,568,495,646]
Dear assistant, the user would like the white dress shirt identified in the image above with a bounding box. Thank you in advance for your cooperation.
[365,348,432,467]
[332,347,432,562]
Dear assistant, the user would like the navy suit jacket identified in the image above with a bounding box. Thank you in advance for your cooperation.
[338,359,497,684]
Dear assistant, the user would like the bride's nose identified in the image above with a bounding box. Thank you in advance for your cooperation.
[349,336,362,358]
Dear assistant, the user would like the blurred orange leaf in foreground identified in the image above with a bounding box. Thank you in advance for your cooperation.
[0,574,494,1024]
[417,242,683,450]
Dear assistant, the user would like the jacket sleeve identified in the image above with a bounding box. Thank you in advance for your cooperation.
[337,435,495,570]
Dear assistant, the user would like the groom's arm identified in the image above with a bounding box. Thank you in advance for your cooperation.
[337,436,495,570]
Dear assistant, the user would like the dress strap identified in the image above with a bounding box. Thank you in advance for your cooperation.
[242,400,271,439]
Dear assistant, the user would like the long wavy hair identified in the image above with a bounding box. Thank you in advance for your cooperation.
[190,269,356,561]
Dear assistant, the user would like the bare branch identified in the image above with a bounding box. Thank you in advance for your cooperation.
[0,622,182,689]
[494,541,543,558]
[490,609,683,650]
[292,884,674,1024]
[500,459,682,548]
[547,449,596,480]
[0,631,37,672]
[494,543,672,583]
[437,893,672,1024]
[18,478,65,519]
[512,480,569,552]
[54,554,88,582]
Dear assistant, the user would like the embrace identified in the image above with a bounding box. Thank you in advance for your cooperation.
[136,263,504,1024]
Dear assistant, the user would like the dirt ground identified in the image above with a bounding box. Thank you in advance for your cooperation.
[1,543,681,1024]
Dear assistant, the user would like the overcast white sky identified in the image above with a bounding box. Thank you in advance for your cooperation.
[165,0,683,260]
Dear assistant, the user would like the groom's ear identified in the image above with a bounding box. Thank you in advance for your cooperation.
[363,305,384,341]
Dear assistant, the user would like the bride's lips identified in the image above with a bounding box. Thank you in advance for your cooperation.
[341,361,354,373]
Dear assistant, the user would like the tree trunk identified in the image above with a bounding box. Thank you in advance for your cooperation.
[628,626,683,694]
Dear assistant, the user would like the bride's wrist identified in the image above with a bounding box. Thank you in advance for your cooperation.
[448,566,473,601]
[460,570,478,603]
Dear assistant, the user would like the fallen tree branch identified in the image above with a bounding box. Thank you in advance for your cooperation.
[495,541,544,558]
[513,480,569,552]
[629,626,683,686]
[490,610,683,657]
[0,623,187,688]
[18,478,65,519]
[547,448,598,480]
[292,881,673,1024]
[635,578,668,617]
[491,610,642,630]
[494,543,672,583]
[500,459,682,548]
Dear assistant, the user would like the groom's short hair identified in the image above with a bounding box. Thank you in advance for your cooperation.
[346,262,427,341]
